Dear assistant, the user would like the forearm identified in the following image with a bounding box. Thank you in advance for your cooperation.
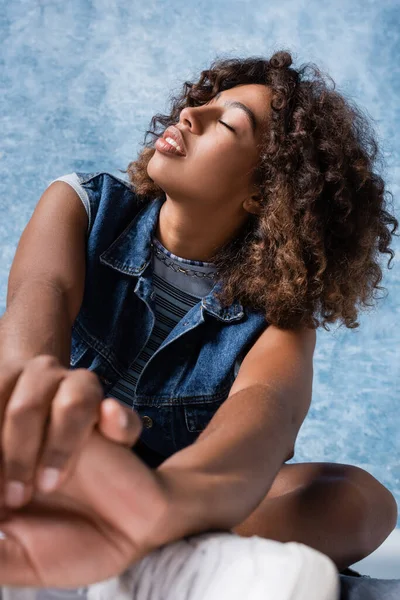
[152,385,295,547]
[0,280,72,367]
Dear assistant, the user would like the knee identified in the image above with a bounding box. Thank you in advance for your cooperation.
[345,465,398,550]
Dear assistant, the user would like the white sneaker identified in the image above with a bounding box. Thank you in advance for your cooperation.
[87,532,341,600]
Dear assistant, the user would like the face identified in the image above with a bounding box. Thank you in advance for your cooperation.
[147,83,272,216]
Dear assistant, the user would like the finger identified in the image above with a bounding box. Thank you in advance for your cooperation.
[35,369,104,494]
[0,359,26,430]
[2,356,66,508]
[98,398,143,446]
[0,361,26,509]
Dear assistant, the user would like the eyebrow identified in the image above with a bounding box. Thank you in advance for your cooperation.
[214,91,258,136]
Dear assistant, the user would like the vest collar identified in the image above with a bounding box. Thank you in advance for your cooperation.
[99,196,245,322]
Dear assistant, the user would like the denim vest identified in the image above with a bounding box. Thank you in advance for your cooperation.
[69,172,269,459]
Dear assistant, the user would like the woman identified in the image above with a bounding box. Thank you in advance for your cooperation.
[0,50,398,588]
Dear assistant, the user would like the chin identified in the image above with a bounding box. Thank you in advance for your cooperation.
[147,160,176,197]
[147,151,164,176]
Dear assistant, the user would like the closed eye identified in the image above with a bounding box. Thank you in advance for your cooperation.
[219,120,235,132]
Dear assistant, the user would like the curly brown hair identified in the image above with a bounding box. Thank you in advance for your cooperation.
[121,50,399,331]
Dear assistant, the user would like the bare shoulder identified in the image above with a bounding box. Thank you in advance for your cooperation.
[228,323,316,400]
[251,323,317,357]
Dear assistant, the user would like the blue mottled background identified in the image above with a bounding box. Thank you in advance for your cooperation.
[1,1,399,527]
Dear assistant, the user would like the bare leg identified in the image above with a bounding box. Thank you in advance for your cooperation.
[232,462,398,572]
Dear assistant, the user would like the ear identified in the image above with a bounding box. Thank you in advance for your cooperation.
[244,194,263,216]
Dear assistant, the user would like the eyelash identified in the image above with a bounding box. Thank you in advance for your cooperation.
[219,120,235,132]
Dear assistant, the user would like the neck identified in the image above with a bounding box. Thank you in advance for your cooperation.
[155,199,250,263]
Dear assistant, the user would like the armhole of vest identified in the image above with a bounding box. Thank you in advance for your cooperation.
[47,173,91,235]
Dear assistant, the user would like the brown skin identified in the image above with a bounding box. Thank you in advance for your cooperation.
[0,416,184,588]
[147,84,271,261]
[0,356,140,510]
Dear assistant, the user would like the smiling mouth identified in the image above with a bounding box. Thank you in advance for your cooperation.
[155,136,186,156]
[162,126,187,155]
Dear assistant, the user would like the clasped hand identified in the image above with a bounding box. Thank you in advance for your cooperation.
[0,356,181,589]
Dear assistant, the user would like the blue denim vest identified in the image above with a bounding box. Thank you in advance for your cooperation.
[69,172,269,459]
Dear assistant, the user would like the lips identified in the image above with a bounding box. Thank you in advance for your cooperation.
[162,126,187,156]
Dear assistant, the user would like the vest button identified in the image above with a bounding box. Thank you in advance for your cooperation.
[141,415,153,428]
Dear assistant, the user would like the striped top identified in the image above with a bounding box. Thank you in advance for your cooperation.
[49,173,219,408]
[107,235,219,407]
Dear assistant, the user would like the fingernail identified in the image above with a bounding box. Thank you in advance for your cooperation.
[37,468,60,493]
[5,481,26,508]
[120,409,129,429]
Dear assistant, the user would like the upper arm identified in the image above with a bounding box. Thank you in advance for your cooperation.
[6,181,88,325]
[228,324,317,459]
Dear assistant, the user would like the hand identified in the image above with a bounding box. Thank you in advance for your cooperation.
[0,355,139,510]
[0,416,171,589]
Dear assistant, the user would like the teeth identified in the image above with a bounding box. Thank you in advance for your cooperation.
[165,137,182,152]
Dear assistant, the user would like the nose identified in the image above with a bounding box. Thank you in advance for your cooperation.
[179,102,213,136]
[179,106,194,130]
